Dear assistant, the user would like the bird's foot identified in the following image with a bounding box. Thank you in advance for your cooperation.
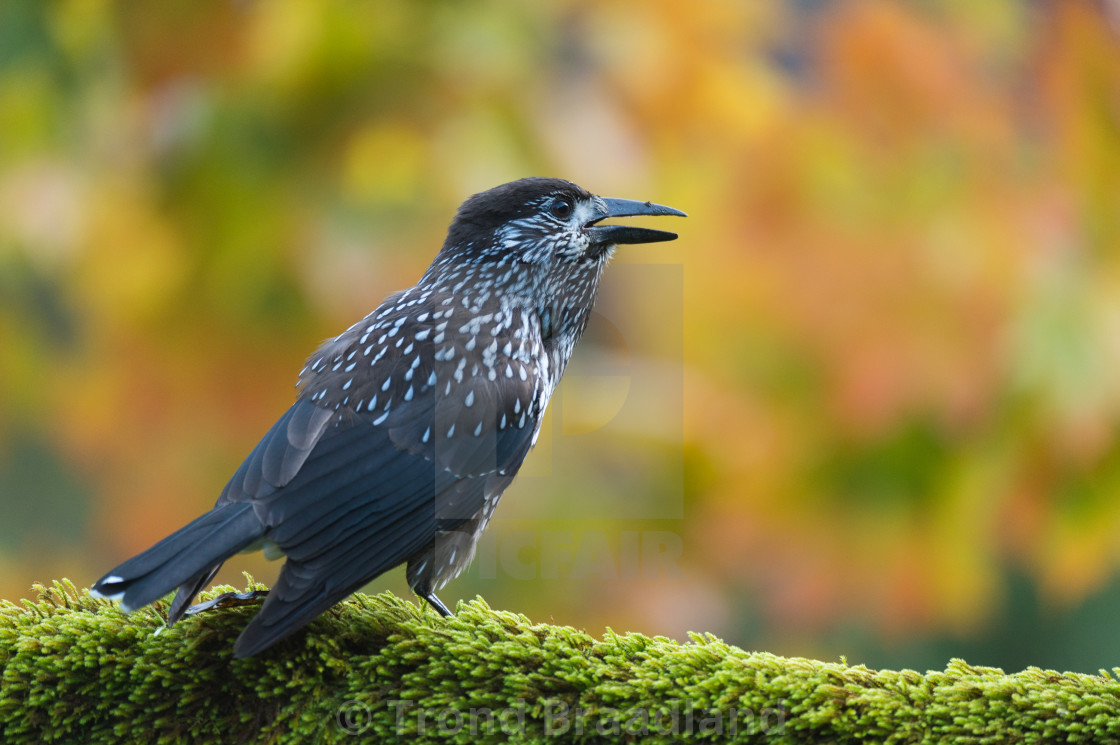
[184,590,270,616]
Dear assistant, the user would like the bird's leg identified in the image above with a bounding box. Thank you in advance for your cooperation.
[422,592,452,617]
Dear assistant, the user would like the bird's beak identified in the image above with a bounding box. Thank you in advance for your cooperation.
[584,197,687,245]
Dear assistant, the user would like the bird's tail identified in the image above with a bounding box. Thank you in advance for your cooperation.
[90,502,263,621]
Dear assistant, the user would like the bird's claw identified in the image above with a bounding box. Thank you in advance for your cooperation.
[184,590,270,616]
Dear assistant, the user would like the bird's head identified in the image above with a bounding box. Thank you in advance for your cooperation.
[437,177,686,271]
[421,177,684,349]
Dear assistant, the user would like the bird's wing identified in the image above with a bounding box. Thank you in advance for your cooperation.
[382,351,543,526]
[222,410,451,657]
[215,400,335,504]
[221,320,542,526]
[211,321,543,654]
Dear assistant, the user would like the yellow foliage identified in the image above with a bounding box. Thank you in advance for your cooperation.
[2,0,1120,668]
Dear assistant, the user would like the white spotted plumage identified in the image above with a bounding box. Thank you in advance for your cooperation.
[289,178,676,601]
[89,178,682,659]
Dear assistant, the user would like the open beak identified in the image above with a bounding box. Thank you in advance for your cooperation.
[584,197,687,245]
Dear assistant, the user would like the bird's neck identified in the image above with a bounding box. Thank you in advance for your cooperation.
[418,253,611,380]
[526,257,612,385]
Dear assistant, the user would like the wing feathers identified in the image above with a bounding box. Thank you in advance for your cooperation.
[189,318,545,656]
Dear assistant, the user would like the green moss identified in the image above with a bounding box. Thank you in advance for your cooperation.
[1,579,1119,743]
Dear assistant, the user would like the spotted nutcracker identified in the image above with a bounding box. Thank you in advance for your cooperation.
[91,177,685,657]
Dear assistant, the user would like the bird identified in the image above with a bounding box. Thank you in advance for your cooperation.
[91,177,685,658]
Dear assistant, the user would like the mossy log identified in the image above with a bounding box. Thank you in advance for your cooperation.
[1,579,1119,743]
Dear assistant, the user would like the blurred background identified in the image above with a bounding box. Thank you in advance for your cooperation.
[3,0,1120,675]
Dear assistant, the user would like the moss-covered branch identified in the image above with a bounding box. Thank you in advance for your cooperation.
[2,580,1119,744]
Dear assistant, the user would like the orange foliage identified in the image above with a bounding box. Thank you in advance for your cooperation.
[2,0,1120,661]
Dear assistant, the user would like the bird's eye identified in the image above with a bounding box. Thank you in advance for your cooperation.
[550,198,573,220]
